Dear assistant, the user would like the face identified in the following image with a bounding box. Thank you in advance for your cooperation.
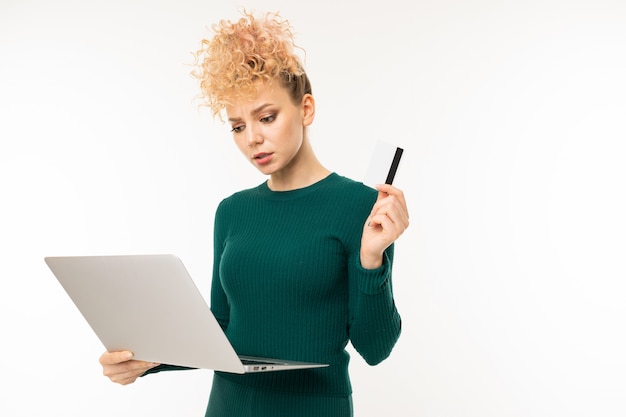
[225,82,314,177]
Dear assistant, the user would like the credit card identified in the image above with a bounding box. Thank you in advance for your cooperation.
[363,140,404,188]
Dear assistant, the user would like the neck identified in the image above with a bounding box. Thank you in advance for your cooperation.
[267,139,331,191]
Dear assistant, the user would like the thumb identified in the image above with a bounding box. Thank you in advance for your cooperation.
[374,186,388,203]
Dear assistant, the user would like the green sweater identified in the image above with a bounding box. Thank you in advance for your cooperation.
[148,173,401,396]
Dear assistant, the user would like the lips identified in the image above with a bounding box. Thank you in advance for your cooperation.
[253,152,274,165]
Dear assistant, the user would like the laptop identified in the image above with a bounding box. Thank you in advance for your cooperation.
[44,254,328,374]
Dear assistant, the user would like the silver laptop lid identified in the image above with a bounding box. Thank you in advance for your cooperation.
[45,254,247,373]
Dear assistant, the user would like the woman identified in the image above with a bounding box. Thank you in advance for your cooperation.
[99,10,409,417]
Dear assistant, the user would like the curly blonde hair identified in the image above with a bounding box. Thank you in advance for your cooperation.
[192,10,312,120]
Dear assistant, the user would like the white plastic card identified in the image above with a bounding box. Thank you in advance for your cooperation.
[362,140,404,189]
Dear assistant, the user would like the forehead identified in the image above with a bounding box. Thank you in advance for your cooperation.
[225,82,292,118]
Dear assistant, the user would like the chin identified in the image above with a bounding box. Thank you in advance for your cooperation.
[254,165,277,176]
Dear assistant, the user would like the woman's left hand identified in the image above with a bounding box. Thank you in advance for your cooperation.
[360,184,410,269]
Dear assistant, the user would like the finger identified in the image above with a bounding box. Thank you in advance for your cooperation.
[369,208,403,230]
[106,364,155,385]
[385,198,409,228]
[367,214,402,243]
[103,360,160,380]
[369,194,397,219]
[374,183,401,197]
[99,350,134,366]
[113,376,137,386]
[370,187,407,213]
[370,197,409,226]
[368,202,410,235]
[374,184,408,215]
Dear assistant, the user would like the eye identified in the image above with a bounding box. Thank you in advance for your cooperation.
[260,114,276,123]
[230,124,245,133]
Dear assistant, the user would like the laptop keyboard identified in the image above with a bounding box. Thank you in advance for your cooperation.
[240,358,270,365]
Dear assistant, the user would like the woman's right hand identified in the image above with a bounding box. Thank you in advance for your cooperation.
[99,350,160,385]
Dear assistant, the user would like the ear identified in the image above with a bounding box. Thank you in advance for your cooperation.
[301,94,315,127]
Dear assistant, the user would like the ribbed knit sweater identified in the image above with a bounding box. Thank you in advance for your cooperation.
[146,173,401,398]
[210,172,401,395]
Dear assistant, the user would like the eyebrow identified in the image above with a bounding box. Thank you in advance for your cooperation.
[228,103,275,123]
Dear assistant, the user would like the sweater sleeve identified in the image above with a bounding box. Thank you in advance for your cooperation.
[347,243,402,365]
[210,200,230,331]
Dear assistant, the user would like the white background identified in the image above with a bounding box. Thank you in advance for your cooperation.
[1,0,625,416]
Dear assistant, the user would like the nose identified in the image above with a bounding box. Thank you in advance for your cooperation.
[245,125,264,147]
